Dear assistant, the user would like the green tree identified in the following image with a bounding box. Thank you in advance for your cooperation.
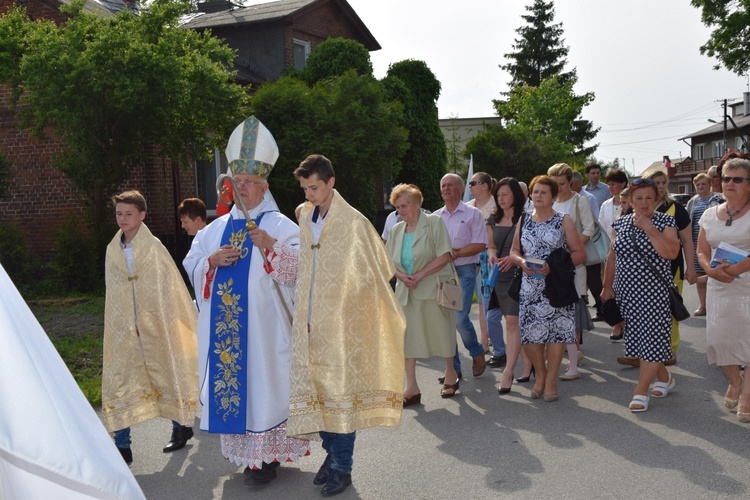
[250,70,408,220]
[302,37,373,86]
[496,0,598,157]
[500,0,574,88]
[0,0,249,238]
[692,0,750,74]
[496,75,595,159]
[383,59,446,210]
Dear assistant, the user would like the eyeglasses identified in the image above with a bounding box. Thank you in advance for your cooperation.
[630,178,655,186]
[721,176,750,184]
[235,179,267,188]
[468,181,484,186]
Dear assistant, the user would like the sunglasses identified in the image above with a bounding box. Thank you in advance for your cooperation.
[630,178,655,186]
[721,176,750,184]
[468,180,484,186]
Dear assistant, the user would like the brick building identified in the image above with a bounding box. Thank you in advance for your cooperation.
[0,0,379,263]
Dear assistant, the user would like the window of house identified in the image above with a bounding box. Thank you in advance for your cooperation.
[712,140,726,158]
[293,39,311,70]
[695,143,705,160]
[196,149,228,217]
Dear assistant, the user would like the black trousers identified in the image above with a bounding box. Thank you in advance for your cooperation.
[586,263,603,314]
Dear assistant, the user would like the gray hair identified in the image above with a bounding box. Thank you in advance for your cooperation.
[723,158,750,177]
[571,171,583,184]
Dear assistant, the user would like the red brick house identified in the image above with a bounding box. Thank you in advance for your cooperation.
[0,0,379,262]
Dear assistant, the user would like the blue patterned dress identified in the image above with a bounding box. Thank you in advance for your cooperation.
[519,212,575,344]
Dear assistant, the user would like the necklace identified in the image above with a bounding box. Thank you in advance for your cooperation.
[725,197,750,226]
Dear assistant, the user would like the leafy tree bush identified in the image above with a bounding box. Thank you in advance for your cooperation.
[302,37,373,85]
[692,0,750,74]
[383,60,446,210]
[250,71,407,220]
[51,215,100,293]
[0,0,249,251]
[0,222,32,284]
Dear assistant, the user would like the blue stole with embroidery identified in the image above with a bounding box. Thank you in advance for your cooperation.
[206,212,267,433]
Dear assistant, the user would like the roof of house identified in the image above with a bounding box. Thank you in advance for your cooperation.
[181,0,380,50]
[679,108,750,140]
[60,0,134,17]
[638,157,686,177]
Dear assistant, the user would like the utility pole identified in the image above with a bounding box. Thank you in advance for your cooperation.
[723,98,728,156]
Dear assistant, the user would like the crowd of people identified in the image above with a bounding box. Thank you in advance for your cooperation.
[99,116,750,497]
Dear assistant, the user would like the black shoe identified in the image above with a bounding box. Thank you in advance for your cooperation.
[163,426,194,453]
[246,462,279,485]
[118,446,133,465]
[321,469,352,497]
[516,367,535,383]
[313,454,333,485]
[487,354,507,368]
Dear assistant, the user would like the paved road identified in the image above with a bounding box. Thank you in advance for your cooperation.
[112,284,750,499]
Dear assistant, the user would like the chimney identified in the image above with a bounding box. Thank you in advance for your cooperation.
[197,0,236,14]
[744,92,750,117]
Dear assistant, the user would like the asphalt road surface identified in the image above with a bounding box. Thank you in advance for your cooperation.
[109,283,750,499]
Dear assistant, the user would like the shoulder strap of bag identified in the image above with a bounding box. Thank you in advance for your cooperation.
[629,230,674,292]
[426,215,459,285]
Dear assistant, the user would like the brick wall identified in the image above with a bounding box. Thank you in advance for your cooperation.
[0,0,68,24]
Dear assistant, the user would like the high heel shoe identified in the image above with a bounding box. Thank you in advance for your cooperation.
[530,387,544,399]
[497,379,513,395]
[516,367,535,383]
[403,393,422,407]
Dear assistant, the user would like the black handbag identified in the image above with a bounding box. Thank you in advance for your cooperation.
[508,213,524,302]
[601,298,624,326]
[630,232,690,322]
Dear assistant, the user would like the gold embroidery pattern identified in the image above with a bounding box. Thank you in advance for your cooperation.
[289,390,402,416]
[229,228,250,260]
[213,278,244,421]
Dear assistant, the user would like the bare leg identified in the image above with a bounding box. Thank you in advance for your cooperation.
[499,315,521,388]
[545,343,566,397]
[696,274,707,312]
[722,365,743,407]
[631,360,664,408]
[523,344,546,395]
[443,358,458,385]
[404,358,419,398]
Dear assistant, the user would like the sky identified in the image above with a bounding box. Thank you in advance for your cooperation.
[345,0,748,176]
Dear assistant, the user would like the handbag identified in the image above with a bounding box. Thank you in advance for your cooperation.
[435,262,463,311]
[630,232,690,321]
[508,213,524,302]
[601,297,623,326]
[425,216,464,311]
[574,195,610,265]
[584,222,611,265]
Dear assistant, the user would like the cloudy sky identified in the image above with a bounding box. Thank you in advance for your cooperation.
[346,0,747,175]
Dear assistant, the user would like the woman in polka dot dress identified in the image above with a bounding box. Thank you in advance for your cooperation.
[601,178,681,413]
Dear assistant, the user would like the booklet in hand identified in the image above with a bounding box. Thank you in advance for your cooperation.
[711,241,749,278]
[525,257,545,279]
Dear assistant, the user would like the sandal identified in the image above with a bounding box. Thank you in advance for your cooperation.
[651,376,676,398]
[440,381,459,398]
[629,394,649,413]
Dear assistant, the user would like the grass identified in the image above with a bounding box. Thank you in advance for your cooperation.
[31,296,105,406]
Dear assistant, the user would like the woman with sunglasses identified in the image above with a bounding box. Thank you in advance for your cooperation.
[467,172,500,360]
[697,158,750,423]
[601,178,680,412]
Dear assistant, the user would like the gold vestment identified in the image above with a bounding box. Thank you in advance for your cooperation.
[102,224,199,432]
[288,191,405,437]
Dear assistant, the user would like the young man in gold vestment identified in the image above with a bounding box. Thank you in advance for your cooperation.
[102,191,199,465]
[278,155,405,497]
